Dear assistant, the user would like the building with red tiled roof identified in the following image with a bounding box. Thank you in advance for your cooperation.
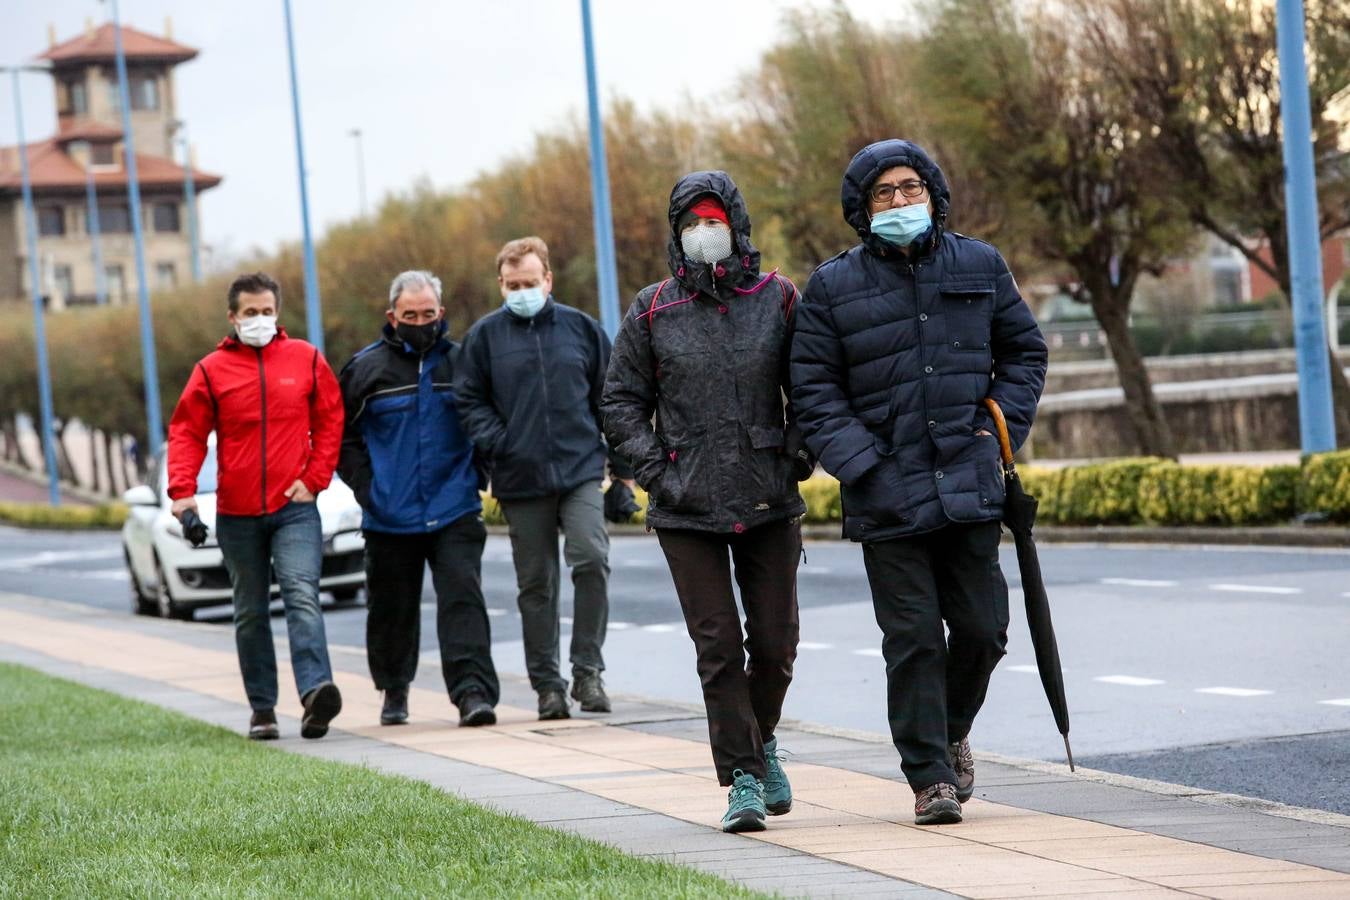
[0,20,221,308]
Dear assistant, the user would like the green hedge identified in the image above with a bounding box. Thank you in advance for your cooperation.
[1300,450,1350,523]
[0,502,128,530]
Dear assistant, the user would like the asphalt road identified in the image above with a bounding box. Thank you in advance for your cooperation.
[2,524,1348,814]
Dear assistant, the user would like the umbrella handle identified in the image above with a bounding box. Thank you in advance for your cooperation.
[982,397,1015,466]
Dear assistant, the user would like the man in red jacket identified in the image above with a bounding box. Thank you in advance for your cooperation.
[168,272,345,740]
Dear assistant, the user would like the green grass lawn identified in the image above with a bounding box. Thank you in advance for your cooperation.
[0,663,764,898]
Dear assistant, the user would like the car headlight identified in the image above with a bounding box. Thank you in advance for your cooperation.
[337,507,363,533]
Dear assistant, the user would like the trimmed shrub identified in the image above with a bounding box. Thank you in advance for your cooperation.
[1044,458,1170,525]
[0,502,128,530]
[1301,450,1350,522]
[800,475,843,524]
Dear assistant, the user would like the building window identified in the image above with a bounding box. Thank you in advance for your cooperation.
[155,262,177,290]
[38,206,65,236]
[105,264,126,301]
[90,143,116,166]
[152,202,180,233]
[99,203,132,233]
[52,265,74,301]
[130,74,159,111]
[59,78,89,116]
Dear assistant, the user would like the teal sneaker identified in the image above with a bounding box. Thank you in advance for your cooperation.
[721,769,767,833]
[763,736,792,815]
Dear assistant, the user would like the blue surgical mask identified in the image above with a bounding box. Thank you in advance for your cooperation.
[505,287,547,318]
[870,204,932,247]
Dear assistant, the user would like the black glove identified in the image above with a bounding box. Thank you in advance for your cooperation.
[603,481,641,524]
[180,508,210,548]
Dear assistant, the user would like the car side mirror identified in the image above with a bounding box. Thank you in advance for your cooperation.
[122,485,159,507]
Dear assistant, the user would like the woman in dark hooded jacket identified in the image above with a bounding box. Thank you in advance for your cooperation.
[602,171,812,834]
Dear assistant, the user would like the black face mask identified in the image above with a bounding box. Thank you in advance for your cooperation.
[395,320,441,354]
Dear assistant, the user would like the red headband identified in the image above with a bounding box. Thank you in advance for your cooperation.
[687,197,729,226]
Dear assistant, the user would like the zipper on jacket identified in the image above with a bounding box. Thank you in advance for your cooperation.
[255,347,268,514]
[531,320,558,490]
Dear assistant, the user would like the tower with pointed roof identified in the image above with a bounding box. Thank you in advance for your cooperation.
[0,20,221,309]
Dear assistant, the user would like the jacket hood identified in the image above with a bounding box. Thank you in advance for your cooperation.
[842,139,952,257]
[380,318,450,355]
[218,324,290,351]
[666,170,761,298]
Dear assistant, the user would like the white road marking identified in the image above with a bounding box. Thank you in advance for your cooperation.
[801,566,834,575]
[853,648,884,658]
[1100,577,1178,588]
[608,622,633,631]
[620,558,661,568]
[560,616,573,625]
[1195,687,1273,697]
[1208,584,1302,595]
[1319,698,1350,707]
[1006,664,1041,674]
[486,608,506,617]
[642,623,678,633]
[1095,675,1166,687]
[797,641,834,650]
[0,548,123,570]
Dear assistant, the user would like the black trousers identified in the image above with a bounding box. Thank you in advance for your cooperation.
[363,513,500,707]
[657,518,801,786]
[862,520,1009,792]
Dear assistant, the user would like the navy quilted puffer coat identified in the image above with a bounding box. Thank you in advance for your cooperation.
[790,140,1047,542]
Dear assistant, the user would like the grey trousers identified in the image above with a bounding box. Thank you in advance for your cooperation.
[499,480,610,693]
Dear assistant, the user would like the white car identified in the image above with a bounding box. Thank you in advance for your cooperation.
[121,444,366,619]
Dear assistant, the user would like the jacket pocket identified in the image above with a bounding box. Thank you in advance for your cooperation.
[975,434,1006,509]
[940,280,994,353]
[842,440,910,534]
[655,428,706,514]
[747,425,791,506]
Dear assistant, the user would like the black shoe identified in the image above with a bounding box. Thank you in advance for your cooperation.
[570,668,611,713]
[249,708,279,741]
[300,681,342,739]
[380,687,409,726]
[537,688,571,721]
[949,737,975,803]
[458,691,497,727]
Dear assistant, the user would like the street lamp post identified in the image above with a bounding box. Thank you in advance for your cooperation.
[107,0,164,457]
[85,163,107,305]
[1276,0,1335,451]
[579,0,621,340]
[282,0,324,354]
[171,119,202,282]
[5,64,62,506]
[349,127,367,217]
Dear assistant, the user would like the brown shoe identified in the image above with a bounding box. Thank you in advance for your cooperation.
[300,681,342,739]
[950,737,975,802]
[249,708,279,741]
[914,782,963,825]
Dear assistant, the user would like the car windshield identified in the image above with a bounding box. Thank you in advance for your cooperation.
[159,445,218,496]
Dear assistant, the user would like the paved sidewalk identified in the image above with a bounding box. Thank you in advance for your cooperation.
[3,591,1348,899]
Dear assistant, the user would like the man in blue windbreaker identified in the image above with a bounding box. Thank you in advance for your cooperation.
[339,270,499,728]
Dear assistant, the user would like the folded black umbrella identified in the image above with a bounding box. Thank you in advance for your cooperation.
[984,398,1074,771]
[180,507,210,548]
[603,480,641,524]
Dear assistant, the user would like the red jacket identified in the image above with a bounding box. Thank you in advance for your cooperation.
[168,328,344,516]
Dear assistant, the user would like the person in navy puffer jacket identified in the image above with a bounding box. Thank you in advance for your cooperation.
[791,140,1047,826]
[338,270,499,730]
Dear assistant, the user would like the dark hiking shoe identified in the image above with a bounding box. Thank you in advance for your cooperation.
[458,691,497,727]
[950,737,975,802]
[249,708,279,741]
[537,688,571,721]
[763,736,792,815]
[380,687,409,726]
[570,668,611,713]
[300,681,342,739]
[914,782,963,825]
[722,769,767,833]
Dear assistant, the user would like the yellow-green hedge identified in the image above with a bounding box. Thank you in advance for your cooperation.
[0,502,128,530]
[1300,450,1350,522]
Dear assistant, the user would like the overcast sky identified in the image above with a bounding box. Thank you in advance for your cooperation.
[2,0,905,265]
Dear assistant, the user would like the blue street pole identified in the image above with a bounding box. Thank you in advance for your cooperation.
[9,67,62,506]
[177,122,202,282]
[579,0,621,340]
[1276,0,1335,451]
[109,0,163,457]
[282,0,324,354]
[85,164,107,305]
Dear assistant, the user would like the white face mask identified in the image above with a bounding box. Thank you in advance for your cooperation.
[235,314,278,347]
[504,287,547,318]
[680,223,733,266]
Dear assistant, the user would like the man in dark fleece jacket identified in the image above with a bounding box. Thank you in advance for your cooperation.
[456,236,632,721]
[338,270,499,729]
[791,139,1047,826]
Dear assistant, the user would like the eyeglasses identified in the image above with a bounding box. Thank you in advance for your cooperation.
[869,180,927,204]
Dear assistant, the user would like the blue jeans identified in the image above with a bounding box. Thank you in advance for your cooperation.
[216,501,334,710]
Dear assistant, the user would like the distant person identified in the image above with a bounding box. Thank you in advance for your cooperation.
[167,272,345,741]
[337,270,499,728]
[602,172,812,834]
[791,140,1047,824]
[456,237,631,721]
